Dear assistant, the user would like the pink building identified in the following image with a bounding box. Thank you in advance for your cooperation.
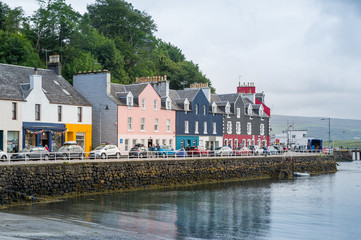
[114,82,176,152]
[73,72,176,152]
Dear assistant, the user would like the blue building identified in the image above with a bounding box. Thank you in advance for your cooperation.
[169,83,224,149]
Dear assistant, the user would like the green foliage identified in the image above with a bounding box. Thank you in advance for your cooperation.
[0,0,213,90]
[0,30,43,67]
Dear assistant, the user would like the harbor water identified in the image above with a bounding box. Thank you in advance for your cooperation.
[1,161,360,240]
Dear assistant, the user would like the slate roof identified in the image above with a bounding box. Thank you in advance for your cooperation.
[176,89,199,101]
[0,63,91,106]
[110,83,148,106]
[217,93,239,103]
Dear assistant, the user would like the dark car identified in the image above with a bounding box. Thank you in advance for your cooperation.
[129,144,148,158]
[50,145,85,160]
[10,147,50,161]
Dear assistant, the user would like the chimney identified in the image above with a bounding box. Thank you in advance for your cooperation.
[30,67,42,91]
[47,55,62,75]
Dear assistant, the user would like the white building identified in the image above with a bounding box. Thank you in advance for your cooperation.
[0,57,92,153]
[272,129,308,147]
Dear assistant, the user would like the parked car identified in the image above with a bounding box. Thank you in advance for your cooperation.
[235,147,251,156]
[0,150,8,161]
[176,148,188,157]
[214,146,233,156]
[129,144,148,158]
[10,147,50,161]
[50,145,85,160]
[89,145,121,159]
[188,146,210,157]
[157,145,176,157]
[249,145,264,155]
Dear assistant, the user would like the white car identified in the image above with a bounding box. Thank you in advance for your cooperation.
[0,150,8,161]
[214,146,233,156]
[89,145,121,159]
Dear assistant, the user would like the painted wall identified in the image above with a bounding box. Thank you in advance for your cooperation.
[23,74,92,125]
[0,100,23,153]
[117,84,176,152]
[65,124,92,154]
[73,72,118,148]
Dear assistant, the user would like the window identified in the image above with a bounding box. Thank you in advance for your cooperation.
[166,98,171,110]
[76,132,85,149]
[195,121,199,134]
[243,139,246,147]
[236,122,241,134]
[237,108,240,118]
[125,139,129,151]
[133,139,137,146]
[185,121,189,133]
[212,103,217,114]
[141,118,145,131]
[247,122,252,135]
[35,104,41,120]
[225,104,231,114]
[260,124,265,135]
[127,94,133,107]
[167,119,171,132]
[184,99,189,112]
[227,121,232,134]
[213,122,217,134]
[154,99,158,110]
[128,117,132,131]
[77,107,82,122]
[203,105,206,115]
[154,118,159,131]
[260,108,264,118]
[12,102,17,120]
[235,139,239,149]
[142,98,146,109]
[58,106,62,122]
[195,104,199,114]
[204,122,207,134]
[169,139,173,147]
[162,139,166,145]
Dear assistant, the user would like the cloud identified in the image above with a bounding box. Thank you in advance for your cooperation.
[3,0,361,119]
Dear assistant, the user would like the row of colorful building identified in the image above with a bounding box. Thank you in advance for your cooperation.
[0,56,270,154]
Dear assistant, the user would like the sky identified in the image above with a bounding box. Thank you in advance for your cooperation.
[3,0,361,120]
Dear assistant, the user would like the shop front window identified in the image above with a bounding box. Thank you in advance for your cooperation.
[25,132,36,148]
[7,131,19,153]
[76,132,85,150]
[52,132,62,152]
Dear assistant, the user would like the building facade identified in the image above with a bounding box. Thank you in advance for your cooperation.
[0,58,92,153]
[74,72,176,152]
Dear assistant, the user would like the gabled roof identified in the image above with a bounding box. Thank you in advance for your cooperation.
[0,63,91,106]
[110,83,148,106]
[176,89,199,102]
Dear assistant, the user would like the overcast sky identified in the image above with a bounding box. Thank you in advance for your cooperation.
[4,0,361,120]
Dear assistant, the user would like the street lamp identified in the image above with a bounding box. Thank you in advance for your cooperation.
[321,117,331,148]
[99,105,109,145]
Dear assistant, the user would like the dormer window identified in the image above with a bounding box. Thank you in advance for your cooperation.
[247,105,253,116]
[212,102,217,114]
[184,99,190,112]
[259,105,264,118]
[166,97,171,110]
[225,102,231,115]
[127,92,133,107]
[195,104,199,114]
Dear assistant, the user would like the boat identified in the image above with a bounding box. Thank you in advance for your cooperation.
[293,172,310,177]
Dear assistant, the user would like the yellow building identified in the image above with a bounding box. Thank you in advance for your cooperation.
[65,124,92,155]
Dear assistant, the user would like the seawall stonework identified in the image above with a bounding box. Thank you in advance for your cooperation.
[0,156,337,205]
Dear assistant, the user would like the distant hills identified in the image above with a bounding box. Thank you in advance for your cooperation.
[270,115,361,141]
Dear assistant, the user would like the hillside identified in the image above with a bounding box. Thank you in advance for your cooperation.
[271,115,361,141]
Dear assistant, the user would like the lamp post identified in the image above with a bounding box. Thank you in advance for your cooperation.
[99,105,109,145]
[321,117,331,148]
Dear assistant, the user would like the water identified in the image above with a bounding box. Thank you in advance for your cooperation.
[1,161,361,240]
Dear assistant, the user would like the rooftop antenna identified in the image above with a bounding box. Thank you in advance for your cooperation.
[42,48,53,66]
[238,75,242,87]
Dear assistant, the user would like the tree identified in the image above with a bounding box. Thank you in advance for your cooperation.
[0,30,43,67]
[0,1,27,33]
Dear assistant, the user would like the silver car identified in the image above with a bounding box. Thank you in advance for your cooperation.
[10,147,50,161]
[0,150,8,161]
[89,145,121,159]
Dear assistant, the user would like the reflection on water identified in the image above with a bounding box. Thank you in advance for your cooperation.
[3,162,361,240]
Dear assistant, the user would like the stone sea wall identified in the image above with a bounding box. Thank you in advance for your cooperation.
[0,156,337,205]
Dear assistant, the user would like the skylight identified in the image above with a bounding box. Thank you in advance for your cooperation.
[62,89,70,96]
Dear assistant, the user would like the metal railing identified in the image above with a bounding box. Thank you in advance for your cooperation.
[0,149,330,165]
